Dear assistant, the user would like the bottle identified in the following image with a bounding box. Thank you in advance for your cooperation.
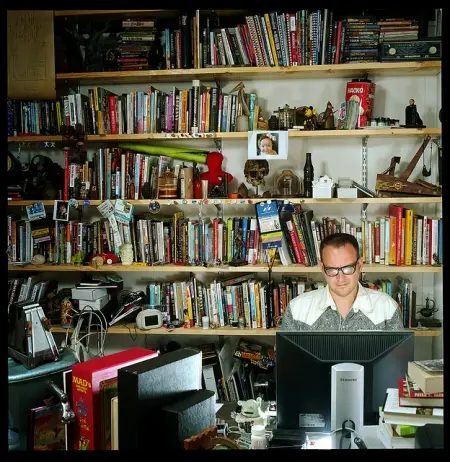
[250,425,267,449]
[303,152,314,198]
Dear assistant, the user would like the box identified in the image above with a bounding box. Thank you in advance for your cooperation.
[312,175,335,199]
[71,347,158,450]
[337,187,358,198]
[71,288,108,301]
[78,294,110,311]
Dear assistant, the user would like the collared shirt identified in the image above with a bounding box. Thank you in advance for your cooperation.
[280,282,404,331]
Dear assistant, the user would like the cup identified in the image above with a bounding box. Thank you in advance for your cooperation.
[201,180,209,199]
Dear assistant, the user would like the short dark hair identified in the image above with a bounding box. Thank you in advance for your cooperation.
[319,232,360,261]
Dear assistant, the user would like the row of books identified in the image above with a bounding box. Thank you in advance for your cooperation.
[7,81,259,137]
[161,10,425,69]
[7,206,443,268]
[378,359,443,449]
[7,275,52,313]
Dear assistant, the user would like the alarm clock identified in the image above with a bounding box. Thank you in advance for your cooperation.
[136,309,164,330]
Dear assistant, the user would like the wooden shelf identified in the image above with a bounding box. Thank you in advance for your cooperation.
[55,62,441,85]
[49,323,441,337]
[7,128,442,144]
[7,197,443,207]
[8,263,442,273]
[54,10,247,18]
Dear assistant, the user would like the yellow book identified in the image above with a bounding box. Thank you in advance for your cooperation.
[401,217,405,265]
[205,87,210,132]
[404,209,414,265]
[254,281,262,328]
[264,14,278,66]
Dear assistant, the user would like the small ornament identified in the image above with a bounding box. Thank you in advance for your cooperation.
[32,254,46,265]
[120,243,134,265]
[148,201,161,214]
[91,255,104,268]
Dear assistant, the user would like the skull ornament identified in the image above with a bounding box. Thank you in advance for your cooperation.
[244,160,270,187]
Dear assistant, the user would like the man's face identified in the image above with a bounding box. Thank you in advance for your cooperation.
[260,138,272,154]
[320,243,362,298]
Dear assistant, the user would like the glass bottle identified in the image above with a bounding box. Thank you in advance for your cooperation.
[303,152,314,198]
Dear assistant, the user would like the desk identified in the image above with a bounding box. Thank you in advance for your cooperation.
[216,402,386,450]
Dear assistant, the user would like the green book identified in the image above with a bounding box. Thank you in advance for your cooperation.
[395,424,417,437]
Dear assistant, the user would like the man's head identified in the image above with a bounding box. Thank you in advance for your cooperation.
[319,233,362,299]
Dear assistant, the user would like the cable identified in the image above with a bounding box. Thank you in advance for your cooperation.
[329,421,367,450]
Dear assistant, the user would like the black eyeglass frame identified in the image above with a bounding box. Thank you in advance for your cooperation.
[322,260,359,277]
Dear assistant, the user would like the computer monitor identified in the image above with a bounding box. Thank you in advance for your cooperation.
[275,331,414,431]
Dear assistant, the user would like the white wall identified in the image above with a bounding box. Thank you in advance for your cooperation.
[15,71,441,359]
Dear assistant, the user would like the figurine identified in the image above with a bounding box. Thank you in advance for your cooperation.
[405,99,425,128]
[296,106,318,130]
[200,152,233,193]
[318,101,335,130]
[244,159,269,197]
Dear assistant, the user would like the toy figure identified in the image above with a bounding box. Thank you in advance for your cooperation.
[405,98,424,127]
[200,152,233,193]
[318,101,335,130]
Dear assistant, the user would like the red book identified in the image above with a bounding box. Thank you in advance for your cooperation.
[389,205,404,266]
[71,347,158,450]
[398,377,443,408]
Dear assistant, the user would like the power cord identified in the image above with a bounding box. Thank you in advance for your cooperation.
[62,305,108,363]
[330,420,367,449]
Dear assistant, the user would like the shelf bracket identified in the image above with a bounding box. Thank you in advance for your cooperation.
[213,138,222,152]
[361,136,369,221]
[214,203,223,220]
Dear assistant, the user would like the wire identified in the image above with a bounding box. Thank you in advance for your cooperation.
[330,423,367,450]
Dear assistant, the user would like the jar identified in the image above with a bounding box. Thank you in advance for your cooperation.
[250,425,267,449]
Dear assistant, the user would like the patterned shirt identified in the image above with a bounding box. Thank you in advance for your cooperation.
[281,282,404,331]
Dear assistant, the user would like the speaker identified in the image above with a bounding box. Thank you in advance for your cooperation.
[118,348,202,450]
[159,389,216,448]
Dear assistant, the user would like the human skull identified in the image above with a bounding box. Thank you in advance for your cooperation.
[244,160,270,187]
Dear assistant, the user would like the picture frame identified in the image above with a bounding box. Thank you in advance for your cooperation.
[248,130,288,160]
[53,200,69,222]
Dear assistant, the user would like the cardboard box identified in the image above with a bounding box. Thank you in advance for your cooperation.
[71,347,158,450]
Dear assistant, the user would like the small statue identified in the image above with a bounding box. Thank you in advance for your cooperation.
[71,251,83,265]
[405,99,425,128]
[318,101,335,130]
[296,106,318,130]
[244,159,270,197]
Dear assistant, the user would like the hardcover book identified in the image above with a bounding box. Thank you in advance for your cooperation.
[398,377,443,408]
[71,347,158,450]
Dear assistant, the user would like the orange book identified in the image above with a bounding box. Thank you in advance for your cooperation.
[404,209,414,265]
[389,205,404,265]
[389,216,396,265]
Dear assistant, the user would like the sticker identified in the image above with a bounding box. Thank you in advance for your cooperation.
[148,201,161,214]
[248,200,253,204]
[225,199,231,204]
[203,199,209,204]
[97,200,115,219]
[83,200,90,207]
[299,414,326,428]
[182,199,187,204]
[192,200,197,204]
[68,198,79,208]
[26,201,46,221]
[114,199,134,223]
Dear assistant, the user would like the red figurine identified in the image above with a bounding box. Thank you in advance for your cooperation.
[200,152,233,193]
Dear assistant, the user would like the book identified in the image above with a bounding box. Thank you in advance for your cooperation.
[382,388,443,426]
[376,420,415,449]
[111,397,119,450]
[28,404,66,451]
[71,347,158,450]
[407,360,443,395]
[398,377,443,408]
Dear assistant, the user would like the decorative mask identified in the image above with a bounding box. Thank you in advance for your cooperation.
[244,160,270,188]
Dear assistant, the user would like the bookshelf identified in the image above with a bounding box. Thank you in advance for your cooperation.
[55,62,441,85]
[7,9,442,346]
[49,323,441,337]
[8,264,442,273]
[6,127,442,144]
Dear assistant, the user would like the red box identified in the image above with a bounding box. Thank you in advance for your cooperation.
[71,347,158,450]
[345,79,376,128]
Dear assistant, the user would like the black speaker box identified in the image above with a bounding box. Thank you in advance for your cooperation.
[159,389,216,449]
[118,348,202,450]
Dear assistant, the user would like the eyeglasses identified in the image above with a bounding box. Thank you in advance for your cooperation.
[323,261,358,277]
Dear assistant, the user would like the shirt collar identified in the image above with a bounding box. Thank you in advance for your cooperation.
[324,282,372,313]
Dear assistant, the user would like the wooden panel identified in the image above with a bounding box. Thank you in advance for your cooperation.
[8,263,442,273]
[7,10,56,100]
[7,127,441,143]
[7,197,443,207]
[56,61,441,85]
[49,324,441,337]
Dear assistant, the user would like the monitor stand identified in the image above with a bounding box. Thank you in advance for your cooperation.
[330,363,364,449]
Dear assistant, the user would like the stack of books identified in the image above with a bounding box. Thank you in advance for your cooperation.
[377,359,443,449]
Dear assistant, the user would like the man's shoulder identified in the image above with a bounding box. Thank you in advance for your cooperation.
[290,286,327,308]
[361,286,396,305]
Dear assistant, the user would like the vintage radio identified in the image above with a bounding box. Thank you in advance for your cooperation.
[380,40,441,62]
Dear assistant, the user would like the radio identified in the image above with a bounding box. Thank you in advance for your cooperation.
[136,308,164,330]
[380,40,441,62]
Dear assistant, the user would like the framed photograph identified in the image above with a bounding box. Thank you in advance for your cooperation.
[26,201,46,221]
[248,130,288,160]
[53,200,69,222]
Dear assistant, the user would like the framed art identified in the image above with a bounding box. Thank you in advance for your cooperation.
[248,130,288,160]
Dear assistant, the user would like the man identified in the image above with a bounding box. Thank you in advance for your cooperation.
[281,233,404,331]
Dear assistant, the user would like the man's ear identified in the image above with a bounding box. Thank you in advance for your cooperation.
[357,257,363,269]
[319,260,324,271]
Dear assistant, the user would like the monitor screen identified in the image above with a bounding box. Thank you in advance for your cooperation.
[275,331,414,431]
